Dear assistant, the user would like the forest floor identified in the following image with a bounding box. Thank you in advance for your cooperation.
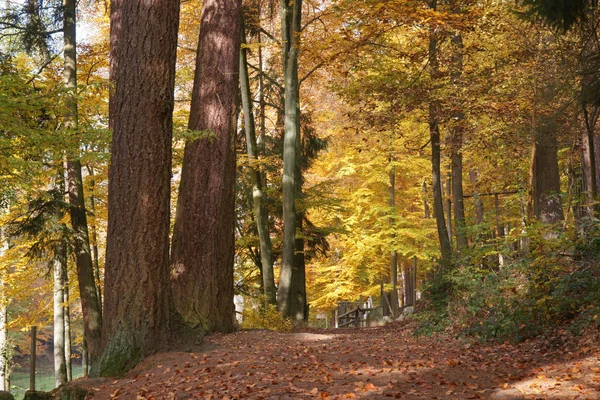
[76,320,600,399]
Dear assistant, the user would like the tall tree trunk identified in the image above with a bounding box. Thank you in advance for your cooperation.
[450,32,468,252]
[171,0,241,332]
[63,265,72,382]
[278,0,303,318]
[240,18,276,306]
[0,229,8,391]
[86,168,102,316]
[389,167,399,318]
[428,11,452,269]
[582,106,599,219]
[291,149,308,323]
[93,0,180,377]
[53,240,67,387]
[63,0,102,365]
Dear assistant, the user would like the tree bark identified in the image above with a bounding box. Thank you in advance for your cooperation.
[240,18,276,306]
[422,179,430,218]
[86,166,103,314]
[0,229,8,391]
[53,240,67,387]
[428,17,452,269]
[278,0,303,318]
[93,0,180,377]
[389,167,399,318]
[63,266,72,382]
[171,0,241,333]
[63,0,102,366]
[450,32,468,252]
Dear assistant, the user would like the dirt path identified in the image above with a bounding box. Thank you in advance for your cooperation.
[78,322,600,399]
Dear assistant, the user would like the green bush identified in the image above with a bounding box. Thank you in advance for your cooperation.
[240,300,292,332]
[419,224,600,342]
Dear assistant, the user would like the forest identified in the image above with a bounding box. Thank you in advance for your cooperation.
[0,0,600,398]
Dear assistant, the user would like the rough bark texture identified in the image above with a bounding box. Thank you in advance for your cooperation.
[53,241,67,387]
[278,0,303,319]
[428,17,452,269]
[240,20,276,306]
[63,0,102,365]
[93,0,180,377]
[170,0,241,333]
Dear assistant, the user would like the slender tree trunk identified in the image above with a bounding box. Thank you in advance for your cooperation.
[240,18,276,306]
[82,338,88,378]
[93,0,180,377]
[291,148,308,323]
[582,106,599,219]
[403,262,414,307]
[389,167,399,318]
[445,172,453,247]
[469,170,484,225]
[86,167,102,316]
[53,240,67,387]
[63,265,72,382]
[422,179,430,218]
[170,0,241,332]
[63,0,102,365]
[278,0,303,318]
[0,229,8,391]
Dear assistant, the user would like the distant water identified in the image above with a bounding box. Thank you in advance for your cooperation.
[9,366,83,400]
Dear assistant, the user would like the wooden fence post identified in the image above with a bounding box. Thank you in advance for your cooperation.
[30,325,36,391]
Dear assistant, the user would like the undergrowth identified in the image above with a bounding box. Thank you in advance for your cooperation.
[240,300,292,332]
[417,223,600,342]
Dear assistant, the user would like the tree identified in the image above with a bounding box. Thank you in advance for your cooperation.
[63,0,102,367]
[428,1,452,269]
[239,15,277,306]
[92,0,181,377]
[170,0,242,333]
[278,0,304,322]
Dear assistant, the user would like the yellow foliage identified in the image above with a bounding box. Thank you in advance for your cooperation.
[240,301,292,332]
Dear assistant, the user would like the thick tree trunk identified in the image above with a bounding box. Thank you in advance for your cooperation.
[278,0,303,318]
[53,241,67,387]
[240,19,276,306]
[171,0,241,332]
[93,0,180,377]
[63,0,102,366]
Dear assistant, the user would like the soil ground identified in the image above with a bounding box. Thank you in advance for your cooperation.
[74,321,600,399]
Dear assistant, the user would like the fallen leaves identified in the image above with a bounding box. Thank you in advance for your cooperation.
[74,322,600,400]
